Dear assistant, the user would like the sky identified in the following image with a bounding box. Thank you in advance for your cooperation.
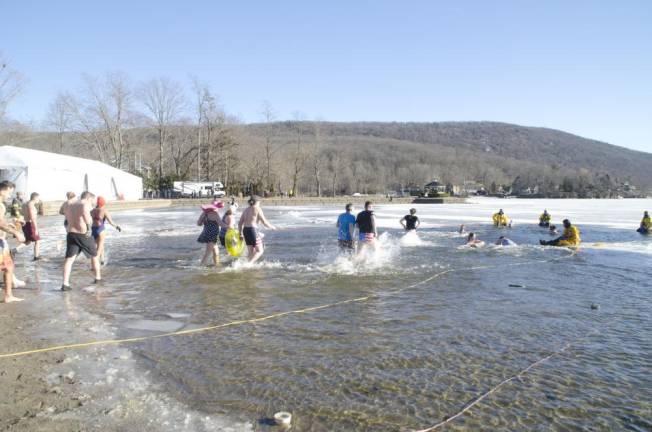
[1,0,651,152]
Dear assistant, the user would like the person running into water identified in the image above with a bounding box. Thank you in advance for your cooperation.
[0,181,26,303]
[495,235,517,246]
[539,210,551,227]
[22,192,42,260]
[336,203,356,253]
[466,232,485,248]
[59,191,77,229]
[400,208,420,232]
[90,196,122,265]
[238,196,276,263]
[355,201,378,256]
[62,191,101,290]
[637,211,650,234]
[540,219,581,247]
[492,209,509,227]
[197,200,227,266]
[218,206,236,250]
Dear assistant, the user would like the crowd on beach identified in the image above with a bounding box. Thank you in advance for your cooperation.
[1,177,650,304]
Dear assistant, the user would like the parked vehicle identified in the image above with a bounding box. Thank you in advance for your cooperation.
[173,181,226,198]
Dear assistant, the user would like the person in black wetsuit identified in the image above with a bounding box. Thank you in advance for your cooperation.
[400,208,420,232]
[355,201,378,256]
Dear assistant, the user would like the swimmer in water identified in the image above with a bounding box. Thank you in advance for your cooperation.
[458,224,466,234]
[548,224,558,235]
[540,219,581,247]
[495,235,517,246]
[238,196,276,263]
[466,232,485,248]
[400,208,420,232]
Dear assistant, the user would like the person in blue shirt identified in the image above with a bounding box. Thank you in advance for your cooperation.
[336,203,356,252]
[495,235,517,247]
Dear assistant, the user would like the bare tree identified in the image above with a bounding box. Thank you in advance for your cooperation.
[0,54,26,122]
[311,120,325,197]
[259,100,276,191]
[191,76,210,181]
[139,77,186,187]
[62,72,135,167]
[46,92,73,153]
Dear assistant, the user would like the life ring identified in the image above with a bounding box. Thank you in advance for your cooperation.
[225,228,245,257]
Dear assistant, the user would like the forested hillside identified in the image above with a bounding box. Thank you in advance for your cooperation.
[2,120,650,198]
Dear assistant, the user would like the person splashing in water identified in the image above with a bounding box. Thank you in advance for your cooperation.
[495,235,517,247]
[466,232,485,248]
[336,203,356,253]
[400,208,420,233]
[355,201,378,256]
[238,196,276,263]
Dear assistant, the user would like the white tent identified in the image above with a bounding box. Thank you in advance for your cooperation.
[0,146,143,201]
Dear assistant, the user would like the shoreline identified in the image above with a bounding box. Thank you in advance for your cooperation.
[40,196,466,216]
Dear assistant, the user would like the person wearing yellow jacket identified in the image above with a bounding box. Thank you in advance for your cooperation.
[637,211,650,234]
[539,210,551,227]
[540,219,581,247]
[492,209,509,227]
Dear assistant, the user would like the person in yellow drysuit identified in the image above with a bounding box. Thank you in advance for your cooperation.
[540,219,581,247]
[492,209,509,227]
[637,211,650,234]
[539,210,551,227]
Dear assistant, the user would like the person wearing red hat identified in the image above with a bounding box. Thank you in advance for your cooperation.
[90,196,121,265]
[197,200,228,266]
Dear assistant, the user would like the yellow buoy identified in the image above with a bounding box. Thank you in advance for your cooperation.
[225,228,245,257]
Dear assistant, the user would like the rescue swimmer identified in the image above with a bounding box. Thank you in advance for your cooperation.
[540,219,581,247]
[539,210,551,227]
[637,211,650,235]
[492,209,509,227]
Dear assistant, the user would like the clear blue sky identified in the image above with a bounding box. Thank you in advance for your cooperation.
[2,0,651,152]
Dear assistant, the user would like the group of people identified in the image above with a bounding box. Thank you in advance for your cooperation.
[196,195,276,265]
[0,180,122,302]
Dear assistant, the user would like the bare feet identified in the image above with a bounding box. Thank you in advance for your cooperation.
[4,296,24,303]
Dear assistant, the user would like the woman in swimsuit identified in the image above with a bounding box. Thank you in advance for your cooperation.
[90,196,121,265]
[197,200,228,266]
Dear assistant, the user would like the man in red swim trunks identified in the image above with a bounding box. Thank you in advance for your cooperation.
[22,192,42,261]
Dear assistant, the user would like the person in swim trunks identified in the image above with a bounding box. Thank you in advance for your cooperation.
[400,208,420,232]
[355,201,378,256]
[22,192,42,260]
[59,191,77,230]
[336,203,356,253]
[62,191,101,290]
[0,181,25,303]
[90,196,121,265]
[238,196,276,263]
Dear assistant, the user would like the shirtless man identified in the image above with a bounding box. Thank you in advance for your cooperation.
[0,181,26,303]
[59,191,76,230]
[238,196,276,263]
[22,192,42,260]
[62,191,101,290]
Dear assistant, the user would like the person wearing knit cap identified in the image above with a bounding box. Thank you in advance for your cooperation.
[90,196,121,265]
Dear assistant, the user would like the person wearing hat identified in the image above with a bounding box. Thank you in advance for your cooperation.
[400,208,420,232]
[238,196,276,263]
[90,196,122,265]
[492,209,509,227]
[197,200,228,266]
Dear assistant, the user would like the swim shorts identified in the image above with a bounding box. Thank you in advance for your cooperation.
[243,227,262,247]
[338,239,354,250]
[22,221,41,242]
[358,232,376,244]
[65,232,98,258]
[0,239,14,272]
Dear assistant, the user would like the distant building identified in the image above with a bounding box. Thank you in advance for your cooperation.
[424,180,447,196]
[0,146,143,201]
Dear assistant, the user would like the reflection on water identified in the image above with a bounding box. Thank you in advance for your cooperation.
[25,202,652,431]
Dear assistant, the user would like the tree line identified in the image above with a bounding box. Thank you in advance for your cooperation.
[1,57,649,198]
